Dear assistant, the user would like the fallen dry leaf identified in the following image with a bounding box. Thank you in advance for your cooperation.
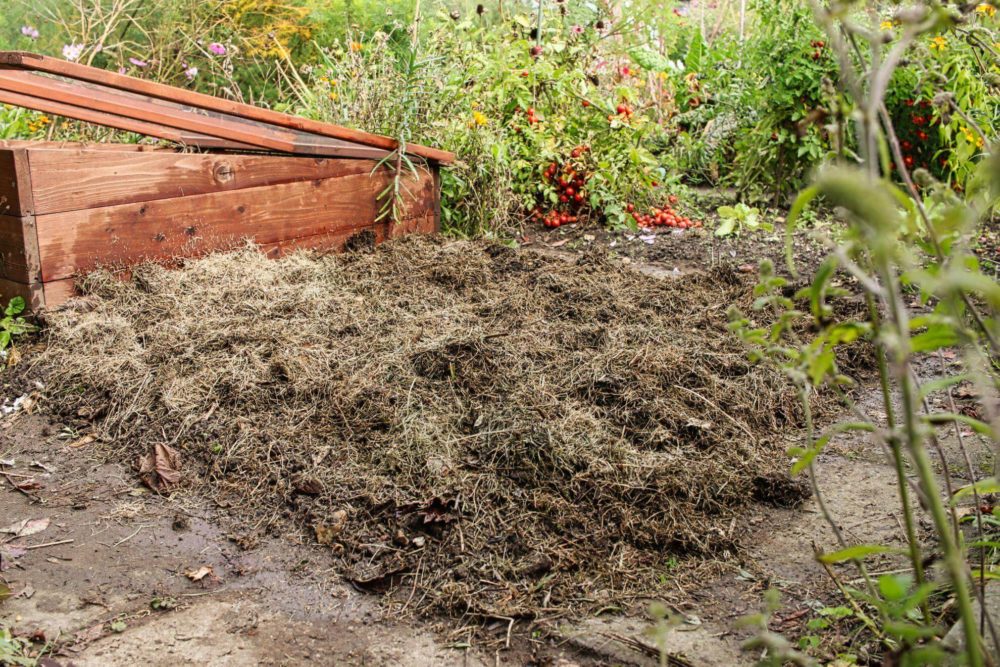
[1,517,50,538]
[68,434,96,449]
[550,239,569,247]
[185,565,213,582]
[314,509,348,546]
[137,443,182,493]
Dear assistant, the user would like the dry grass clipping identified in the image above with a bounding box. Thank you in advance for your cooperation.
[36,236,808,619]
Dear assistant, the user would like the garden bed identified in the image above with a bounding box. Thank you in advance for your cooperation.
[31,235,810,620]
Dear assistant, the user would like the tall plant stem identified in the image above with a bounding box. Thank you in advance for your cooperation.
[881,268,983,667]
[866,293,929,621]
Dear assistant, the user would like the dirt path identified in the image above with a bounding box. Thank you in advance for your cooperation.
[0,226,934,666]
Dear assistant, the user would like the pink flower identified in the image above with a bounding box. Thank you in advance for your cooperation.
[62,43,84,62]
[183,66,199,80]
[118,67,127,75]
[571,24,584,34]
[620,65,631,76]
[129,57,148,68]
[20,26,39,40]
[208,42,227,56]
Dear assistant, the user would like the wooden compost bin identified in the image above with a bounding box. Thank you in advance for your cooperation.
[0,140,441,310]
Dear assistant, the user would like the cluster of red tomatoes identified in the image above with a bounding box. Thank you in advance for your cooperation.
[626,198,703,230]
[892,98,941,174]
[608,101,634,122]
[533,148,592,228]
[810,39,826,60]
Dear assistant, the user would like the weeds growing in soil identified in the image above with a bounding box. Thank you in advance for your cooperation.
[34,236,810,621]
[732,1,1000,664]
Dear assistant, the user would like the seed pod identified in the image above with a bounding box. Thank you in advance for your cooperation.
[476,3,484,14]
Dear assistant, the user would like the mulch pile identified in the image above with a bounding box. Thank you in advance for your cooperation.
[34,236,809,618]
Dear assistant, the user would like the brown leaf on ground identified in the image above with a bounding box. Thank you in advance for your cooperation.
[68,434,96,449]
[1,517,50,538]
[314,509,348,546]
[137,443,181,493]
[185,565,213,581]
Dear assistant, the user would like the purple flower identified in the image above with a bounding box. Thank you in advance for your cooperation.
[118,67,127,75]
[208,42,227,56]
[129,57,148,68]
[20,26,39,40]
[62,43,84,62]
[183,65,199,80]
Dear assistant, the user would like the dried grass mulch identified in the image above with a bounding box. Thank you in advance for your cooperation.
[34,236,809,619]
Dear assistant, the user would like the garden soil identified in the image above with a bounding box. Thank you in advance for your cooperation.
[29,235,810,621]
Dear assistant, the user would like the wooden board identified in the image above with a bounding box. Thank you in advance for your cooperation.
[0,275,36,306]
[27,149,380,214]
[36,212,436,308]
[35,167,437,281]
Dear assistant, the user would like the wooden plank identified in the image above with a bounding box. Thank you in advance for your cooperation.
[35,168,437,281]
[27,150,381,214]
[0,140,166,152]
[0,215,31,282]
[0,150,22,217]
[41,278,74,308]
[0,70,393,161]
[0,276,34,307]
[38,214,435,309]
[0,51,455,164]
[0,87,257,151]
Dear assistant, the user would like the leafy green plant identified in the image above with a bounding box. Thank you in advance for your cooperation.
[729,1,1000,664]
[0,626,39,667]
[714,203,770,237]
[0,297,36,351]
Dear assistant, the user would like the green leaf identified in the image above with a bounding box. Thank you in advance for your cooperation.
[785,185,820,277]
[926,413,994,438]
[952,478,1000,504]
[817,544,903,564]
[808,347,835,386]
[878,573,911,602]
[909,324,958,353]
[5,296,25,317]
[715,217,737,238]
[685,31,704,73]
[0,581,10,604]
[716,205,737,219]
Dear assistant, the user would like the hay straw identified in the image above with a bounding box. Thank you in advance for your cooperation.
[36,237,808,618]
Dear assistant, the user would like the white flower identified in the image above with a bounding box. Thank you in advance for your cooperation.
[20,26,39,40]
[62,43,84,62]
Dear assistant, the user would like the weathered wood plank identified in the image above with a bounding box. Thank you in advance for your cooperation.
[35,168,437,281]
[0,140,166,152]
[38,212,437,309]
[0,276,37,309]
[27,150,382,215]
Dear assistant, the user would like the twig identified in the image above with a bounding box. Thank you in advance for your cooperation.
[23,538,74,550]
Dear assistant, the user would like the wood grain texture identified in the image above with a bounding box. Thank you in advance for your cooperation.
[37,213,436,309]
[35,168,437,281]
[27,150,384,214]
[0,276,38,309]
[0,51,455,164]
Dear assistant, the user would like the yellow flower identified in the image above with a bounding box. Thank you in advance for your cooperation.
[976,3,996,17]
[472,111,488,126]
[328,92,338,101]
[929,36,947,51]
[350,41,363,52]
[880,20,894,31]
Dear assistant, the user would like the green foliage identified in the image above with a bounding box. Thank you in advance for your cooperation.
[0,626,38,667]
[0,297,36,351]
[714,203,770,237]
